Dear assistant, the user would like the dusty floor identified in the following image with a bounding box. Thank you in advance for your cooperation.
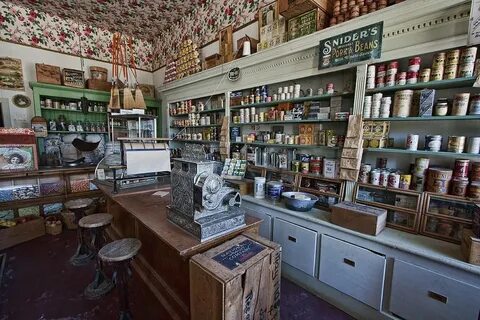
[0,230,354,320]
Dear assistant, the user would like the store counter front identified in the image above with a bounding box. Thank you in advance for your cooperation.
[95,183,261,320]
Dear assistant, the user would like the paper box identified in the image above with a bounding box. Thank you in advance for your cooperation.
[461,229,480,266]
[331,202,387,236]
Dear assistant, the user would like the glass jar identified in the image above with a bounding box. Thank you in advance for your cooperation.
[434,98,448,116]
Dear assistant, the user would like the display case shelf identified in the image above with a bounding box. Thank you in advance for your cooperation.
[170,108,226,117]
[231,142,340,150]
[231,119,347,126]
[170,124,222,129]
[365,77,476,93]
[364,148,480,159]
[230,92,354,110]
[363,115,480,121]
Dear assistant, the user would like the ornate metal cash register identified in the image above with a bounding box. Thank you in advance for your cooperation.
[167,145,245,241]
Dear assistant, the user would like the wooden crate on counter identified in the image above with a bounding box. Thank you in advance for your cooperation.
[190,232,281,320]
[420,193,477,244]
[353,183,424,234]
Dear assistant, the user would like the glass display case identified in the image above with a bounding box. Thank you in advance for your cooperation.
[264,168,297,192]
[421,192,476,243]
[354,183,423,233]
[108,114,157,142]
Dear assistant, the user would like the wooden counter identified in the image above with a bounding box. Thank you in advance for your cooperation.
[97,183,261,320]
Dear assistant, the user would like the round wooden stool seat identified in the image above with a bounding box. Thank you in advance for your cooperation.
[79,213,113,228]
[65,198,93,210]
[99,238,141,263]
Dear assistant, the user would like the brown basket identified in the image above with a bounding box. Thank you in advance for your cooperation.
[61,210,77,230]
[45,217,62,235]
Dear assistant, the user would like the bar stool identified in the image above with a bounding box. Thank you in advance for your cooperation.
[99,238,142,320]
[65,198,95,266]
[79,213,114,299]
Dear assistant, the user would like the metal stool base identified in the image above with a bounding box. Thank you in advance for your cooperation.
[119,311,133,320]
[84,272,114,299]
[70,250,95,266]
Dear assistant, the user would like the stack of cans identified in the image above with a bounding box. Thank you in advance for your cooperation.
[371,93,382,118]
[411,157,430,191]
[459,47,477,78]
[363,95,372,118]
[407,57,421,84]
[386,61,398,87]
[431,52,445,81]
[367,65,376,89]
[380,97,392,118]
[444,49,460,80]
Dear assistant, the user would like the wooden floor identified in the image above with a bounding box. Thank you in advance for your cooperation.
[0,230,354,320]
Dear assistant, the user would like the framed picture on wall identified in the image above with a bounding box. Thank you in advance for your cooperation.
[0,144,38,172]
[0,57,25,90]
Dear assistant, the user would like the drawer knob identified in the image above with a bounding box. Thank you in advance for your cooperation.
[343,258,355,267]
[428,291,448,304]
[288,236,297,243]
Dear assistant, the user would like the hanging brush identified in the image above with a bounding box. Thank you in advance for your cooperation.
[121,37,135,110]
[109,33,121,110]
[128,36,146,109]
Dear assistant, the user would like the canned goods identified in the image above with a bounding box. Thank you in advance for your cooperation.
[387,172,400,188]
[301,161,310,174]
[370,170,380,185]
[471,162,480,181]
[406,134,419,151]
[419,68,431,83]
[467,181,480,199]
[358,171,369,183]
[434,99,449,116]
[444,64,458,80]
[376,157,388,169]
[431,67,444,81]
[393,90,414,117]
[379,170,389,187]
[412,174,425,192]
[469,94,480,115]
[432,52,446,69]
[425,135,443,152]
[377,64,386,76]
[447,136,466,153]
[446,49,460,65]
[396,72,407,85]
[451,177,469,197]
[310,157,322,174]
[454,159,470,178]
[326,83,334,94]
[458,63,475,78]
[452,93,470,116]
[426,168,453,194]
[460,47,477,64]
[267,181,283,200]
[291,160,300,172]
[406,71,418,84]
[467,137,480,154]
[399,174,412,190]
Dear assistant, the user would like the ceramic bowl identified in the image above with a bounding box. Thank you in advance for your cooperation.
[282,191,319,212]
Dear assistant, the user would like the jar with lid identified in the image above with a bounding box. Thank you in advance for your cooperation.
[434,98,448,116]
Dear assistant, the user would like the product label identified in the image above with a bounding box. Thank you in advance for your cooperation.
[319,22,383,69]
[212,239,266,270]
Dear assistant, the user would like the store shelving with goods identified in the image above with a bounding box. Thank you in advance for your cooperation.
[297,173,345,210]
[229,69,355,177]
[354,183,424,233]
[108,114,157,142]
[421,192,478,243]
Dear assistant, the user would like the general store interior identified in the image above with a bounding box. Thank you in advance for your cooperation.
[0,0,479,319]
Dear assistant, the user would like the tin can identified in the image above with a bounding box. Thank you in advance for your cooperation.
[388,172,400,188]
[426,168,453,194]
[458,63,475,78]
[460,47,477,64]
[406,134,419,151]
[291,160,300,172]
[444,64,458,80]
[387,61,399,74]
[267,181,283,201]
[425,135,443,152]
[310,157,322,174]
[326,83,334,94]
[360,163,372,173]
[447,136,466,153]
[419,68,431,83]
[386,74,396,87]
[431,67,444,81]
[451,177,469,197]
[454,159,470,178]
[412,174,425,192]
[393,90,414,117]
[469,94,480,115]
[434,99,449,116]
[399,174,412,190]
[452,93,470,116]
[370,170,381,185]
[432,52,446,69]
[358,171,369,183]
[396,72,407,85]
[414,157,430,173]
[467,137,480,154]
[377,64,386,76]
[301,161,310,174]
[379,170,389,187]
[376,76,385,88]
[446,49,460,65]
[467,181,480,199]
[472,162,480,181]
[367,65,376,77]
[409,56,421,66]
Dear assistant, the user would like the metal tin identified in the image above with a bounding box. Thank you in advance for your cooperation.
[467,137,480,154]
[379,170,389,187]
[469,94,480,115]
[451,177,469,197]
[471,162,480,181]
[370,170,380,185]
[446,49,460,65]
[414,157,430,174]
[432,52,446,69]
[412,174,425,192]
[387,172,400,188]
[399,174,412,190]
[301,161,310,174]
[406,134,419,151]
[454,159,470,178]
[444,64,458,80]
[434,100,448,116]
[452,93,470,116]
[267,181,283,201]
[310,157,322,174]
[424,135,442,152]
[419,68,431,83]
[458,63,475,78]
[460,47,477,64]
[393,90,413,117]
[326,83,334,94]
[426,168,453,194]
[376,157,388,169]
[291,160,300,172]
[431,67,444,81]
[467,181,480,199]
[447,136,466,153]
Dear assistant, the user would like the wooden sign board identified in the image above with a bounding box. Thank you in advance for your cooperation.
[62,68,84,88]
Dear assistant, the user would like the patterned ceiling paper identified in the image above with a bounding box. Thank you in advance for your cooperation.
[0,1,154,71]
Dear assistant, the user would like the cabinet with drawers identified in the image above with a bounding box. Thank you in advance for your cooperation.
[242,205,273,239]
[273,218,318,276]
[390,260,480,320]
[319,235,386,310]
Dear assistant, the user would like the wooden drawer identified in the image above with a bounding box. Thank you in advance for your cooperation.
[390,260,480,320]
[273,218,318,276]
[319,235,386,310]
[243,206,272,240]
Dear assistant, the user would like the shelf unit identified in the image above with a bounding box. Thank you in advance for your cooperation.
[231,119,347,126]
[365,77,476,94]
[231,141,341,150]
[365,148,480,159]
[230,92,354,109]
[354,183,424,233]
[108,113,157,142]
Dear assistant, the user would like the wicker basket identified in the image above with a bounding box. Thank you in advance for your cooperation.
[45,217,62,235]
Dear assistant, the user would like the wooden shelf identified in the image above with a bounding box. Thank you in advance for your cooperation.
[170,124,222,129]
[169,108,225,117]
[41,107,107,115]
[232,142,340,150]
[365,77,477,93]
[231,119,347,126]
[364,148,480,159]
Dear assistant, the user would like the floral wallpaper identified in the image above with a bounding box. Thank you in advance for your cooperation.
[152,0,267,70]
[0,1,154,71]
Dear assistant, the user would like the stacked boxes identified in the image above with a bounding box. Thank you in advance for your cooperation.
[362,121,391,149]
[287,9,329,41]
[299,124,314,145]
[259,17,287,51]
[340,115,363,181]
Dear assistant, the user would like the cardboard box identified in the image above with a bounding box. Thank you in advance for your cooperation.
[299,124,314,135]
[35,63,61,85]
[190,233,281,320]
[331,202,387,236]
[341,147,363,159]
[323,158,339,178]
[279,0,333,19]
[0,216,45,250]
[461,229,480,266]
[340,158,361,170]
[339,168,359,181]
[86,79,111,92]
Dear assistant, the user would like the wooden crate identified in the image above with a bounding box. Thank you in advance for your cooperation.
[219,25,233,63]
[190,233,281,320]
[0,216,45,250]
[35,63,61,85]
[137,84,155,98]
[279,0,333,19]
[86,79,111,92]
[331,201,387,236]
[62,68,84,88]
[205,54,224,69]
